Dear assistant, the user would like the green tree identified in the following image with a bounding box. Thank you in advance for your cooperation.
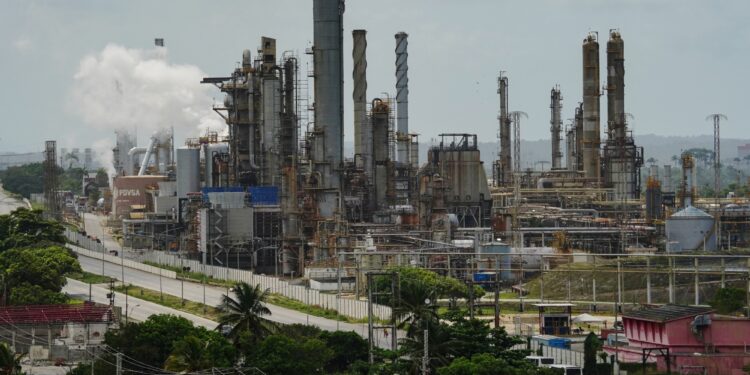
[319,330,369,373]
[163,333,235,372]
[250,335,333,375]
[217,282,275,343]
[104,315,202,370]
[710,287,746,314]
[0,163,44,198]
[0,246,81,305]
[0,342,23,375]
[0,208,66,251]
[437,353,561,375]
[583,332,602,375]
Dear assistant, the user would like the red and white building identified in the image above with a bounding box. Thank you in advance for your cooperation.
[604,305,750,375]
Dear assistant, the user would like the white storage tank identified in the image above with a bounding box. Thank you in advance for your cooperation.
[176,147,201,198]
[665,205,716,251]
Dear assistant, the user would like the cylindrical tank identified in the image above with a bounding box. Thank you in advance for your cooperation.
[478,242,512,280]
[582,33,601,179]
[665,206,717,251]
[177,148,200,197]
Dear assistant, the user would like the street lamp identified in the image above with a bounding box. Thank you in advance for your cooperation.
[423,297,431,375]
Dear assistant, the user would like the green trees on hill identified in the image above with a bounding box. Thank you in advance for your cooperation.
[0,208,80,305]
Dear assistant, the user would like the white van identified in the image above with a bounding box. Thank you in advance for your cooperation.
[549,364,583,375]
[525,355,555,367]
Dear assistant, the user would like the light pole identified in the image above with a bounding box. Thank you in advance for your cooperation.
[423,297,431,375]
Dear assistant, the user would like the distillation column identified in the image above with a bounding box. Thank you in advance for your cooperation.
[550,86,563,170]
[312,0,345,218]
[352,30,367,159]
[496,73,512,185]
[582,33,601,180]
[395,32,410,164]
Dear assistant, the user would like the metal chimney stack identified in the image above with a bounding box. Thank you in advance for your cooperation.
[395,32,409,164]
[607,30,626,142]
[582,33,601,180]
[550,86,563,170]
[312,0,345,218]
[352,30,367,158]
[497,73,512,185]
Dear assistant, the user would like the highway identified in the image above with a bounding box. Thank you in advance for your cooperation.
[74,253,396,348]
[64,278,217,329]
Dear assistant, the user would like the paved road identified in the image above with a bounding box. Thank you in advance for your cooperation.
[0,185,24,215]
[63,278,216,329]
[75,254,396,348]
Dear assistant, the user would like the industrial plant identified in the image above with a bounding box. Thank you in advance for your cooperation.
[89,0,750,286]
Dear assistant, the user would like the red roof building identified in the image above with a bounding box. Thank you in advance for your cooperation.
[604,305,750,375]
[0,302,114,325]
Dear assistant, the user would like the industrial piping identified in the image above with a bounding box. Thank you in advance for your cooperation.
[395,32,409,164]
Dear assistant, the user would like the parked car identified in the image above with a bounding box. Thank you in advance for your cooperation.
[525,355,555,368]
[549,364,582,375]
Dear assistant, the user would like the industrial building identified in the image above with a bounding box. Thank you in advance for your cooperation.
[102,1,748,285]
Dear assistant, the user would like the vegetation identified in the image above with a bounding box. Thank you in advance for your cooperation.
[583,332,602,375]
[0,342,23,375]
[217,282,276,344]
[96,314,235,374]
[67,271,112,284]
[374,266,485,308]
[113,284,223,321]
[709,287,746,314]
[266,293,358,322]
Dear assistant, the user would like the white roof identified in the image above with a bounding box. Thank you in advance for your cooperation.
[572,313,606,323]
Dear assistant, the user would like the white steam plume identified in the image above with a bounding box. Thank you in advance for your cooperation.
[69,43,224,176]
[70,44,223,134]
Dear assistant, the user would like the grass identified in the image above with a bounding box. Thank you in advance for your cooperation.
[142,261,236,287]
[141,261,372,323]
[114,284,222,321]
[265,293,365,323]
[67,271,112,284]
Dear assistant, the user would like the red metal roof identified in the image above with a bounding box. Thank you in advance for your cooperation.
[0,303,113,325]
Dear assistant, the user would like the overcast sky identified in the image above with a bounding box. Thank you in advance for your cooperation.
[1,0,748,154]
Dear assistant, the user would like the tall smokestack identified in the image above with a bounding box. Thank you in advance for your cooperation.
[395,32,409,164]
[497,73,511,185]
[312,0,344,218]
[582,33,601,180]
[352,30,367,158]
[574,103,584,171]
[607,30,626,142]
[550,86,563,170]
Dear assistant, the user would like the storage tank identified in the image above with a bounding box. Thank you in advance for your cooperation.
[665,206,717,251]
[176,148,201,198]
[477,242,512,280]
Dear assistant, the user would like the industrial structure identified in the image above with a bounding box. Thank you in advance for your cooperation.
[93,0,749,299]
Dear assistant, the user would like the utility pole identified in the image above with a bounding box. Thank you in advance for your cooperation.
[422,327,429,375]
[115,352,122,375]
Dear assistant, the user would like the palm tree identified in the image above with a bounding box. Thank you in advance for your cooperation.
[0,343,22,375]
[217,282,275,342]
[393,280,439,339]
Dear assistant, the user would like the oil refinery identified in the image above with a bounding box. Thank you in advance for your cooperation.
[90,1,748,290]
